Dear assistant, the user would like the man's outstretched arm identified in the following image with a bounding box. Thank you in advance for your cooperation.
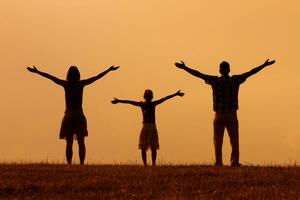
[241,59,275,79]
[111,98,141,107]
[175,60,210,80]
[81,65,119,86]
[27,66,65,86]
[153,90,184,105]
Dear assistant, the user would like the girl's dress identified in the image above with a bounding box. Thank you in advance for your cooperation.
[138,102,159,150]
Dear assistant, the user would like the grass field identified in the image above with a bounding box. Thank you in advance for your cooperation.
[0,164,300,199]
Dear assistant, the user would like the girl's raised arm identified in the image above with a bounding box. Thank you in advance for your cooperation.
[153,90,184,105]
[111,98,141,107]
[81,66,119,86]
[27,66,65,86]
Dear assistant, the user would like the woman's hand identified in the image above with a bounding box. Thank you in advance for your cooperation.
[109,66,120,71]
[175,61,186,69]
[27,66,39,73]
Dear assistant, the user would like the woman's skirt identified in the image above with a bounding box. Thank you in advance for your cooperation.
[59,109,88,140]
[138,123,159,150]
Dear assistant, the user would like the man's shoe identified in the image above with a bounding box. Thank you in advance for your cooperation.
[231,162,241,167]
[214,163,223,167]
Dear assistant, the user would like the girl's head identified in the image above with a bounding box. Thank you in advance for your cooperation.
[67,66,80,82]
[143,89,153,101]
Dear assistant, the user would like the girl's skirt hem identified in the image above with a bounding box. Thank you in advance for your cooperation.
[138,123,159,150]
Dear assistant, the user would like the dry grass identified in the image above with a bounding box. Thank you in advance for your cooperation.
[0,163,300,199]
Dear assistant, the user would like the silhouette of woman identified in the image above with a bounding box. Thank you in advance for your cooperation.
[111,90,184,166]
[27,65,119,164]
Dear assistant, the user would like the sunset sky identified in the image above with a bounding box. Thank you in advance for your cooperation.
[0,0,299,164]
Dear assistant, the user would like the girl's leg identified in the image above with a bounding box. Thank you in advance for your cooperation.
[66,136,73,164]
[151,148,157,166]
[141,149,147,166]
[77,135,86,165]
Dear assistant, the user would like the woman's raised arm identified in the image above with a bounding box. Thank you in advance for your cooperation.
[27,66,65,86]
[81,66,119,86]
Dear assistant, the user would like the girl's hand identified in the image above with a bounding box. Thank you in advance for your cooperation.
[27,66,38,73]
[111,98,119,104]
[109,66,120,71]
[176,90,184,97]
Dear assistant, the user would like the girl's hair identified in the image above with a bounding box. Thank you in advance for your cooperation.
[143,89,153,100]
[66,66,80,82]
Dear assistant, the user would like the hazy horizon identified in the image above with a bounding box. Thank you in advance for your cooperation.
[0,0,299,164]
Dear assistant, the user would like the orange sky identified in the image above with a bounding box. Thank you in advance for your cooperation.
[0,0,299,164]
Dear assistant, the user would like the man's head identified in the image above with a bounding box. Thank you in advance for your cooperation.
[219,61,230,75]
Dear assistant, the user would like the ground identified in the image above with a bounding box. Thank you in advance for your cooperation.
[0,164,299,199]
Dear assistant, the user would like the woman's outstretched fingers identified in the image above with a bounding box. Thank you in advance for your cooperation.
[110,66,120,71]
[27,66,38,73]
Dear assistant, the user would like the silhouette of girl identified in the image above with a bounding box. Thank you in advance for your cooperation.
[111,89,184,166]
[27,65,119,164]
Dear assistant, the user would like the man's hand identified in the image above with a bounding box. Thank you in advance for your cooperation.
[111,98,119,104]
[175,61,186,69]
[109,66,120,71]
[176,90,185,97]
[263,59,276,67]
[27,66,39,73]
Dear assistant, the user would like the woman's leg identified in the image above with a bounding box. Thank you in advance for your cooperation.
[141,149,147,166]
[77,135,86,165]
[66,136,73,164]
[151,148,157,166]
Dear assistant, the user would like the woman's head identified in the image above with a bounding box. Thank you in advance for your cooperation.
[143,89,153,101]
[67,66,80,82]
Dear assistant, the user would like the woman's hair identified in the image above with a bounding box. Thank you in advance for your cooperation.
[66,66,80,82]
[143,89,153,100]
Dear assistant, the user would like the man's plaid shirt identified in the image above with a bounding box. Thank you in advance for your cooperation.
[204,74,247,112]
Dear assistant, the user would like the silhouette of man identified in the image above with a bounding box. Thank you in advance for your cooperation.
[175,59,275,167]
